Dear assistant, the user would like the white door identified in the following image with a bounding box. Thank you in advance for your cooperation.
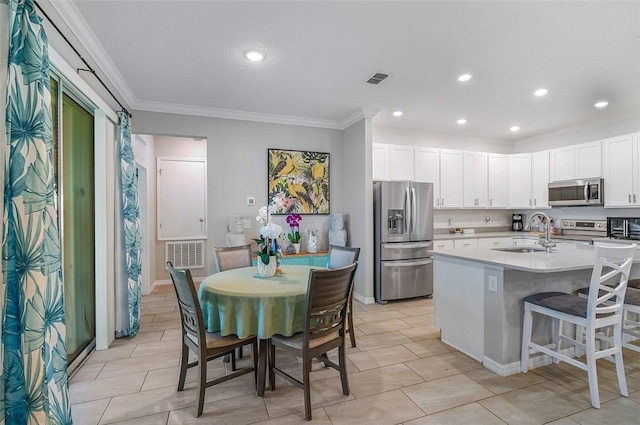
[549,146,575,182]
[602,135,635,207]
[372,144,390,181]
[575,141,602,179]
[157,157,207,239]
[532,150,550,208]
[414,147,440,208]
[389,145,414,181]
[487,154,508,208]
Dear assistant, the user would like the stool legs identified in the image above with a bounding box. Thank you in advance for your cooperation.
[521,304,533,373]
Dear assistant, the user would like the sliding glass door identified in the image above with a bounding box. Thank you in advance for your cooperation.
[51,77,96,367]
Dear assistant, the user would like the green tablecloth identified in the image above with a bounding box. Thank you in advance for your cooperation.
[198,265,316,339]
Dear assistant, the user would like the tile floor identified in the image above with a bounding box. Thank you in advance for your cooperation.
[70,284,640,424]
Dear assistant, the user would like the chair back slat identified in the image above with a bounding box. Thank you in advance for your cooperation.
[214,245,253,272]
[167,262,205,345]
[327,245,360,269]
[587,244,636,321]
[305,263,358,346]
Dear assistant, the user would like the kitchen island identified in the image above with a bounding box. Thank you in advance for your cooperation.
[432,244,639,377]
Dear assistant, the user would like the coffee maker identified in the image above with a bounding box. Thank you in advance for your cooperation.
[512,214,524,232]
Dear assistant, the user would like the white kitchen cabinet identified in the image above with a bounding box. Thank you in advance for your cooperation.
[478,237,513,248]
[439,150,464,208]
[532,150,550,208]
[415,147,440,208]
[487,154,508,208]
[372,143,390,181]
[549,141,601,182]
[602,133,639,207]
[389,145,414,181]
[433,239,454,250]
[454,239,479,249]
[463,152,488,207]
[508,153,533,208]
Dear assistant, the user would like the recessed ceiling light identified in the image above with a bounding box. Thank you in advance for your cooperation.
[458,74,472,82]
[457,118,467,125]
[510,126,521,132]
[594,101,609,108]
[393,111,403,117]
[244,49,266,62]
[533,88,548,97]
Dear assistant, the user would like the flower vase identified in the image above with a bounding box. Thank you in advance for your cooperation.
[257,255,277,278]
[293,243,301,254]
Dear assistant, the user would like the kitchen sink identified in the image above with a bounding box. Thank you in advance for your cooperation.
[491,246,548,253]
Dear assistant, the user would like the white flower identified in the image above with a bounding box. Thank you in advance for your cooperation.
[261,222,282,239]
[256,206,269,224]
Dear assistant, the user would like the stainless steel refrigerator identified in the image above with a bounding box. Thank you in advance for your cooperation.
[374,181,434,304]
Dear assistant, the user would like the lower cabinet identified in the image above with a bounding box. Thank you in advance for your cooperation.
[478,237,513,248]
[454,239,479,249]
[513,237,539,246]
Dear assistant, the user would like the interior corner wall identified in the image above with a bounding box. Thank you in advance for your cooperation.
[343,119,375,304]
[130,111,344,281]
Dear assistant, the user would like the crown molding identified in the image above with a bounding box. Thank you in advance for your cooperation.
[48,0,136,108]
[134,100,349,130]
[340,108,380,129]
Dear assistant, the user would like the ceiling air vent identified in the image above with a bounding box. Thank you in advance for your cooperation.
[366,72,390,85]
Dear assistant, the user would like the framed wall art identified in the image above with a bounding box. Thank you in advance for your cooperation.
[267,148,330,214]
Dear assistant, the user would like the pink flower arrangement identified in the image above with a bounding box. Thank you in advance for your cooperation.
[286,214,302,244]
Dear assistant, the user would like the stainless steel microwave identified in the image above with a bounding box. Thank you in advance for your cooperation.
[548,178,604,206]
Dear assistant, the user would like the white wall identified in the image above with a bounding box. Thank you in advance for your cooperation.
[131,111,344,280]
[373,125,513,154]
[513,113,640,153]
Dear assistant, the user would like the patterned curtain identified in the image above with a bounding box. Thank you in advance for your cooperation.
[2,0,72,423]
[114,112,141,338]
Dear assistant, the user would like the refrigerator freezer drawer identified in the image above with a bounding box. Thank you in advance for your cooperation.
[378,258,433,302]
[381,242,433,261]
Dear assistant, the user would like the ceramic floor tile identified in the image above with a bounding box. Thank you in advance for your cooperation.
[403,402,505,425]
[167,394,268,424]
[161,329,182,341]
[99,386,194,424]
[85,345,136,364]
[479,385,582,425]
[97,351,180,379]
[405,351,482,381]
[342,363,424,398]
[109,331,164,347]
[70,372,146,404]
[399,325,441,341]
[545,419,580,425]
[252,408,332,424]
[403,338,456,358]
[70,362,105,383]
[354,309,408,323]
[325,389,425,425]
[348,330,413,351]
[400,314,434,327]
[137,319,182,333]
[538,370,622,410]
[394,306,434,317]
[356,318,414,335]
[71,398,110,425]
[100,412,169,425]
[402,373,494,414]
[568,397,640,424]
[130,339,182,358]
[466,367,547,395]
[347,345,419,371]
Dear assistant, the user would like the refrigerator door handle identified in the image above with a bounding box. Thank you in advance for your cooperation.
[411,187,417,235]
[404,187,411,234]
[383,242,433,250]
[382,259,433,267]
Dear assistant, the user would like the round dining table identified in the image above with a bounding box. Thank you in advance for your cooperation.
[197,264,317,396]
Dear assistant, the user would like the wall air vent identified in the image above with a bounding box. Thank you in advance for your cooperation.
[165,241,204,269]
[135,134,147,147]
[366,72,390,85]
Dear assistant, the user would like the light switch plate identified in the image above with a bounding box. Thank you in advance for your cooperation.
[246,197,255,206]
[243,219,251,229]
[488,275,498,292]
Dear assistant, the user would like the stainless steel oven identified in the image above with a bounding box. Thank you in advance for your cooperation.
[607,217,640,240]
[548,178,604,206]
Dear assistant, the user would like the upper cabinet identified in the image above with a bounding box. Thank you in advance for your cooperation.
[487,154,508,208]
[372,144,390,181]
[439,150,464,208]
[532,150,550,208]
[389,145,414,181]
[602,133,640,207]
[549,141,601,182]
[463,152,488,208]
[507,151,550,209]
[414,147,440,208]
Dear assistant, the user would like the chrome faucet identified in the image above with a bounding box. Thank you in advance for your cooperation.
[525,211,556,253]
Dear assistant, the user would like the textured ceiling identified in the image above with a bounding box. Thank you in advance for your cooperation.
[41,1,640,141]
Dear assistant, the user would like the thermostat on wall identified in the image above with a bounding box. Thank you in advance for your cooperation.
[246,197,255,206]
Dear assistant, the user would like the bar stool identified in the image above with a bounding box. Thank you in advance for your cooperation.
[521,243,636,409]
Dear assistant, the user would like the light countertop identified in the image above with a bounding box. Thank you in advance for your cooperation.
[432,244,600,273]
[433,231,540,240]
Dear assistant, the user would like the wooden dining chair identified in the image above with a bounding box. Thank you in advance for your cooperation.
[520,244,635,409]
[167,261,257,417]
[213,244,253,273]
[268,262,358,421]
[327,245,361,347]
